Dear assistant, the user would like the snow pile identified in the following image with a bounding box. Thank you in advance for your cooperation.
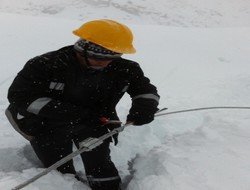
[1,1,250,189]
[0,0,250,27]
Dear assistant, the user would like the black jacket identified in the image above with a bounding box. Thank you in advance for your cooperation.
[7,46,159,137]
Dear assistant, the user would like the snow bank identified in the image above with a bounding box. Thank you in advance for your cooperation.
[1,8,250,190]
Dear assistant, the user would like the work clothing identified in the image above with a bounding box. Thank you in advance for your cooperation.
[6,45,159,190]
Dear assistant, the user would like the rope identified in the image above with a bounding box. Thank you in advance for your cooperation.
[155,106,250,117]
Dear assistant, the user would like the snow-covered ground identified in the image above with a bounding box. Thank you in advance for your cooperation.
[0,0,250,27]
[1,1,250,190]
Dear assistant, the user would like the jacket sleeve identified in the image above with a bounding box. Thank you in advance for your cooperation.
[126,62,160,114]
[7,54,92,121]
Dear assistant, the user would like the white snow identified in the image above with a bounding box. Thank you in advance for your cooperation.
[1,1,250,190]
[0,0,250,27]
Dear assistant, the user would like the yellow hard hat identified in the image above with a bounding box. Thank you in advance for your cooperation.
[72,19,136,54]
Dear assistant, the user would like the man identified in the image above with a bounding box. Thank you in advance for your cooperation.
[6,19,159,190]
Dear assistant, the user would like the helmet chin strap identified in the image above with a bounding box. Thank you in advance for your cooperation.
[77,43,104,71]
[82,41,91,66]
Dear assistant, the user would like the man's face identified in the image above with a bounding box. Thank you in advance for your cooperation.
[87,58,112,69]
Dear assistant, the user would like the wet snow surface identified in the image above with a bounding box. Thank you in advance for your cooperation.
[1,0,250,189]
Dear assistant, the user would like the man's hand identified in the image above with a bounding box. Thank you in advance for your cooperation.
[127,99,159,126]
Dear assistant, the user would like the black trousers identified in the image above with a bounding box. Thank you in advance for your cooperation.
[30,127,121,190]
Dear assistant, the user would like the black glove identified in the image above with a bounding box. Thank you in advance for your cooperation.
[127,99,158,126]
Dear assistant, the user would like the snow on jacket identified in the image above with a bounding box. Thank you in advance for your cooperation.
[7,46,159,136]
